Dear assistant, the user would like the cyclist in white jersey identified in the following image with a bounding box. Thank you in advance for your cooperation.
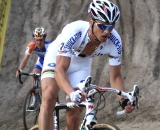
[39,0,135,130]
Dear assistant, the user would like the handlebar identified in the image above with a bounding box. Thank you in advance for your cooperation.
[18,70,41,84]
[77,76,140,116]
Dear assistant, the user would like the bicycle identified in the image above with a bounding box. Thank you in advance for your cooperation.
[18,70,42,130]
[30,76,139,130]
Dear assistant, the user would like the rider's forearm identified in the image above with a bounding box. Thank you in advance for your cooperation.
[18,55,30,70]
[19,60,27,70]
[54,69,75,96]
[110,76,125,100]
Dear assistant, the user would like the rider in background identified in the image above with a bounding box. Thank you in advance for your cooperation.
[39,0,135,130]
[16,27,51,109]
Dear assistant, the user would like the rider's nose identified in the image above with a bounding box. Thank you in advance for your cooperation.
[103,29,111,34]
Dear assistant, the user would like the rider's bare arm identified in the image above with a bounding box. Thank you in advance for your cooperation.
[16,54,30,77]
[54,55,75,95]
[19,55,30,70]
[109,65,135,113]
[109,64,125,100]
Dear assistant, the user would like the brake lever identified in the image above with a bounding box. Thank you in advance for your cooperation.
[77,76,92,92]
[134,85,139,109]
[117,85,140,116]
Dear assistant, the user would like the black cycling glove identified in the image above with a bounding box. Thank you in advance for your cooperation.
[119,98,129,110]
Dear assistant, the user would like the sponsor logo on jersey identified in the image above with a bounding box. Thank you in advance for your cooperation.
[88,105,93,109]
[48,63,56,67]
[58,50,67,54]
[109,33,122,54]
[64,31,82,49]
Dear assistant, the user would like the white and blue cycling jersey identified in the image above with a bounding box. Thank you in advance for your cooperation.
[25,40,51,70]
[42,20,122,88]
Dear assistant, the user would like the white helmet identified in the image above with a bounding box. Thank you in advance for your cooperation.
[88,0,120,24]
[33,27,47,39]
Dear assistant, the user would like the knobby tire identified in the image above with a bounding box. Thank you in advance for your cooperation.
[92,123,120,130]
[23,88,40,130]
[29,124,39,130]
[29,123,120,130]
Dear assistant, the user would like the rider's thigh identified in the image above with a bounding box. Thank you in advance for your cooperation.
[66,98,83,119]
[41,78,59,108]
[65,101,83,130]
[32,68,41,73]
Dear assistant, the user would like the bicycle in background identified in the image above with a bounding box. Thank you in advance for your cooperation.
[30,76,139,130]
[18,70,41,130]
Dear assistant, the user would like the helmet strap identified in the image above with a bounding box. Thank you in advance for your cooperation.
[91,21,101,43]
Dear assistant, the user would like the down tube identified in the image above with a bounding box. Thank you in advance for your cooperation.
[54,109,59,130]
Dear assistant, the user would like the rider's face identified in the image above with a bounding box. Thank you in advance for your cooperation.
[89,18,114,42]
[34,38,45,50]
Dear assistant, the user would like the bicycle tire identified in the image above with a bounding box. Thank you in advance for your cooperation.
[23,88,41,130]
[29,124,39,130]
[92,123,120,130]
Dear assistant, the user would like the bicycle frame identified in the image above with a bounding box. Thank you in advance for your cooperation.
[52,76,139,130]
[79,97,97,130]
[18,71,42,130]
[28,75,139,130]
[18,71,42,104]
[53,98,96,130]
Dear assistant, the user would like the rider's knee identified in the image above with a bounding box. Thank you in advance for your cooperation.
[69,114,80,121]
[67,109,82,121]
[41,91,57,111]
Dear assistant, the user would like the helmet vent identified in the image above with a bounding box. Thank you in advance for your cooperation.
[104,2,109,7]
[112,8,115,20]
[98,11,108,22]
[91,8,97,18]
[114,14,119,23]
[99,5,103,10]
[92,3,95,7]
[110,2,114,7]
[107,11,111,21]
[96,1,101,4]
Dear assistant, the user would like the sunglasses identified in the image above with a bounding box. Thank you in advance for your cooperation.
[94,21,115,31]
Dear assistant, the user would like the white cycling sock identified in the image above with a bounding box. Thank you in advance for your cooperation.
[31,96,36,106]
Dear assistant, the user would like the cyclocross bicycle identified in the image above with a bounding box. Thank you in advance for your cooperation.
[18,70,42,130]
[30,76,139,130]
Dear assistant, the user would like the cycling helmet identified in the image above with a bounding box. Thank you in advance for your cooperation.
[33,27,47,39]
[88,0,120,24]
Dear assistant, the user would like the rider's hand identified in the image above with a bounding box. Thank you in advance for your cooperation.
[69,90,82,103]
[66,102,79,109]
[125,101,135,113]
[119,98,135,113]
[69,90,87,103]
[16,69,22,77]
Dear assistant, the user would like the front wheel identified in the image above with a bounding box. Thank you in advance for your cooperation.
[92,123,120,130]
[29,124,39,130]
[23,88,41,130]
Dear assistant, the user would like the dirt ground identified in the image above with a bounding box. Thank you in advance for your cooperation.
[0,0,160,130]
